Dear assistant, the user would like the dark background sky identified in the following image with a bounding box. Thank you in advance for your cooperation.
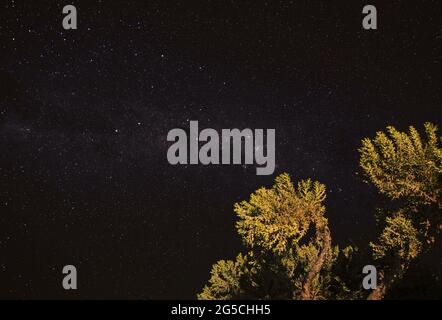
[0,0,441,298]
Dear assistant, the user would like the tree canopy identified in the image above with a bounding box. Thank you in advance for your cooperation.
[360,122,441,299]
[199,122,441,300]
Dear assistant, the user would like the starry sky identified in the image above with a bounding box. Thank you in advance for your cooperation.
[0,1,441,298]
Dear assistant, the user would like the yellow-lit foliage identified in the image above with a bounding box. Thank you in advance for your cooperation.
[200,122,441,300]
[198,254,247,300]
[234,174,327,254]
[199,174,345,300]
[370,214,422,261]
[360,122,441,207]
[360,123,441,299]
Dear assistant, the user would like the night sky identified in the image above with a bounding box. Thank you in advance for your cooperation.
[1,1,441,298]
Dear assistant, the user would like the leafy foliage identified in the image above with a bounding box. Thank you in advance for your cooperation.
[198,254,246,300]
[360,123,441,299]
[199,122,441,300]
[359,123,441,207]
[370,214,422,261]
[199,174,351,300]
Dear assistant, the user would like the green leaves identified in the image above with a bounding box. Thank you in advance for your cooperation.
[370,214,422,261]
[359,123,441,206]
[199,173,342,300]
[360,122,441,299]
[198,254,247,300]
[200,122,441,300]
[234,174,327,254]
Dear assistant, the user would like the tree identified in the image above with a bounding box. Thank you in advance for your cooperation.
[359,123,442,299]
[198,174,352,300]
[199,122,441,300]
